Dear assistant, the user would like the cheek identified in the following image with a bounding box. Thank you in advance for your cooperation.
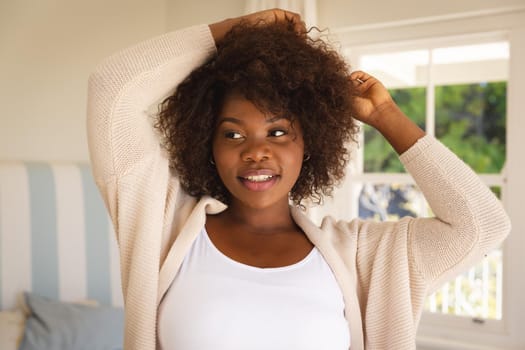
[213,143,231,163]
[211,138,225,163]
[212,144,236,182]
[283,145,305,174]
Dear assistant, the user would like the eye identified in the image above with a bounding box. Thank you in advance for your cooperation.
[269,129,287,137]
[224,131,243,139]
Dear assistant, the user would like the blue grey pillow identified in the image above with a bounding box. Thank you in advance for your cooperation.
[19,292,123,350]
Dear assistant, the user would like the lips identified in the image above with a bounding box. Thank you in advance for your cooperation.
[243,174,275,182]
[238,169,280,191]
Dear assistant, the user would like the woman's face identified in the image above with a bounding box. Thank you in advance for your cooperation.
[212,93,304,210]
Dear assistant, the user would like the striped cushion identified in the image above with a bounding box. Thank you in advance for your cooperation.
[0,162,122,310]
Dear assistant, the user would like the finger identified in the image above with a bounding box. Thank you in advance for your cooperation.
[269,8,299,21]
[279,8,301,21]
[351,71,382,94]
[348,75,362,89]
[295,18,307,34]
[275,8,305,32]
[348,73,367,90]
[349,70,371,84]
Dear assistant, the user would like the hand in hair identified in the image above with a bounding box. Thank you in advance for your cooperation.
[348,71,395,126]
[349,70,426,154]
[209,8,306,45]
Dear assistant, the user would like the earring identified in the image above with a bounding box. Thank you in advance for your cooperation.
[303,153,311,162]
[209,157,215,165]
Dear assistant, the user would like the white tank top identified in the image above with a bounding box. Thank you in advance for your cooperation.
[158,229,350,350]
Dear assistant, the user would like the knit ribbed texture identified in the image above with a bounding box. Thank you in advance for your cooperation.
[87,26,511,350]
[87,25,217,350]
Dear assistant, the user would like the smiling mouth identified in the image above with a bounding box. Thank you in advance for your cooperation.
[243,175,275,182]
[238,174,279,191]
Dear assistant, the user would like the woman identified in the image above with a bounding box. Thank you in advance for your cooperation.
[87,9,510,350]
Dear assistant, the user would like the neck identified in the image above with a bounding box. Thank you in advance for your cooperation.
[222,199,297,234]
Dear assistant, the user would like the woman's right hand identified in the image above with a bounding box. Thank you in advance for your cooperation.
[209,8,306,45]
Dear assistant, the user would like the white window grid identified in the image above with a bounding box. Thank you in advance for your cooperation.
[343,31,509,325]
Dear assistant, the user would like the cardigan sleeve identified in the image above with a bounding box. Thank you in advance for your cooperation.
[86,25,216,210]
[86,26,217,349]
[399,135,511,291]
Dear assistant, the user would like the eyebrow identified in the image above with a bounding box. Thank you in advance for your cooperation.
[217,115,285,125]
[217,117,242,125]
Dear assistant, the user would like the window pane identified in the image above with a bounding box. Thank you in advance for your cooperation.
[360,183,504,320]
[432,42,509,85]
[435,82,507,173]
[364,88,426,173]
[355,39,508,324]
[359,50,429,88]
[433,42,509,64]
[359,49,429,173]
[358,183,428,220]
[363,125,402,173]
[425,248,503,320]
[424,186,502,320]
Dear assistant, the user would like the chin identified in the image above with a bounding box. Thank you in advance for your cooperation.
[231,192,290,211]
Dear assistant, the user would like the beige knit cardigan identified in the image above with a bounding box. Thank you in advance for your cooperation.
[86,24,511,350]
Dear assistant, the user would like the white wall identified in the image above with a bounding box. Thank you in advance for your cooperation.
[1,0,524,162]
[317,0,525,28]
[0,0,166,162]
[166,0,244,31]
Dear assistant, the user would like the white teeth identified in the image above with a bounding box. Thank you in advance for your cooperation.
[245,175,274,182]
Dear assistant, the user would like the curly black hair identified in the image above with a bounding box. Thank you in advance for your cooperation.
[156,19,359,205]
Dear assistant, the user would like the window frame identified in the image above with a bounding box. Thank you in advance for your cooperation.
[331,7,525,350]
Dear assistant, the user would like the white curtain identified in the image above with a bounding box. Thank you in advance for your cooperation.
[244,0,317,27]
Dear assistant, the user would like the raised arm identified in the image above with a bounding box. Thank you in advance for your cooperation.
[87,8,305,195]
[350,71,511,289]
[86,26,217,190]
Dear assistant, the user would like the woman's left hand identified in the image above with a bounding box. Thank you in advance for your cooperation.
[349,70,396,128]
[349,70,426,154]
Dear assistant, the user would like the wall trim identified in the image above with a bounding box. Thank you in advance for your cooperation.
[333,5,525,34]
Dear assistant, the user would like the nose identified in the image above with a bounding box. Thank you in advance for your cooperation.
[241,139,271,162]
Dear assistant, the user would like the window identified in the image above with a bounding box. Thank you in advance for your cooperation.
[307,8,525,348]
[354,40,508,323]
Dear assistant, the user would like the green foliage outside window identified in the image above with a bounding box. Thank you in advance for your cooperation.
[360,82,507,320]
[436,82,506,173]
[363,82,506,174]
[364,87,426,172]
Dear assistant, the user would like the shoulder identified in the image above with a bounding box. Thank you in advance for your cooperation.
[320,215,412,242]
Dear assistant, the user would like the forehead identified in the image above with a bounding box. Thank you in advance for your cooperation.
[218,92,292,124]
